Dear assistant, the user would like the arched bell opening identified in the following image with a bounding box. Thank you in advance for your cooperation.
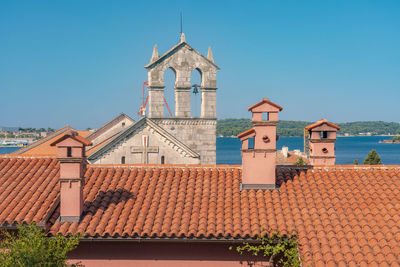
[190,68,202,118]
[163,67,176,117]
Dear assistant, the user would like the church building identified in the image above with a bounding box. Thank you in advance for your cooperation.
[13,34,218,166]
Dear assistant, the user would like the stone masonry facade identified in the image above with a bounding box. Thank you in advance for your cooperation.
[144,34,219,164]
[151,118,216,165]
[90,120,200,165]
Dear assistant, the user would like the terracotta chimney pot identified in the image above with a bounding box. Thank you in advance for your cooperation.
[50,131,92,222]
[239,98,283,190]
[305,119,340,165]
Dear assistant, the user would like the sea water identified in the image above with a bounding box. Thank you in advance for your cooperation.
[1,136,399,165]
[217,136,400,165]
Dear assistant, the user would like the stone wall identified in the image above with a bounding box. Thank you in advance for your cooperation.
[89,117,134,148]
[144,39,219,165]
[91,123,200,165]
[146,42,218,119]
[152,118,216,165]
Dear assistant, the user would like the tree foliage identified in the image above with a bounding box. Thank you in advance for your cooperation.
[0,223,80,267]
[363,149,382,165]
[353,159,359,165]
[217,119,400,137]
[294,157,307,166]
[230,229,301,267]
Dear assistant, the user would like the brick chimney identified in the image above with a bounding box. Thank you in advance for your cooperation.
[305,119,340,165]
[50,131,92,222]
[238,98,283,190]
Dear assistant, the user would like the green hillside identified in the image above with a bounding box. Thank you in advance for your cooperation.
[217,119,400,137]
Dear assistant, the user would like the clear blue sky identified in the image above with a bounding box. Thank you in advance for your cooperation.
[1,0,399,129]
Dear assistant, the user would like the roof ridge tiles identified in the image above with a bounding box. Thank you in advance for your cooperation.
[87,163,242,169]
[2,157,400,265]
[0,155,57,159]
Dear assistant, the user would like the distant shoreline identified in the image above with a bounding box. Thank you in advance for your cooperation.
[218,134,399,138]
[217,119,400,137]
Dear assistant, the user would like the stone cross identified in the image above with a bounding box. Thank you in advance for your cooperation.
[131,135,159,164]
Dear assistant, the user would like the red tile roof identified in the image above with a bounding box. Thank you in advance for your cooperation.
[12,127,91,156]
[0,157,60,226]
[276,152,309,164]
[50,131,92,147]
[0,156,400,266]
[247,98,283,112]
[305,119,341,130]
[237,128,255,139]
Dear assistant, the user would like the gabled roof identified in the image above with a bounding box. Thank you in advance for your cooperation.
[86,113,134,141]
[144,41,220,70]
[88,117,200,160]
[50,132,92,147]
[248,98,283,112]
[12,126,91,155]
[1,156,399,266]
[237,128,255,139]
[305,119,341,130]
[85,134,118,156]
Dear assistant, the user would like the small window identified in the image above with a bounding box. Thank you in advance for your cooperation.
[262,112,269,121]
[322,148,328,153]
[122,122,125,127]
[121,156,126,164]
[320,131,328,139]
[161,156,165,164]
[262,135,270,143]
[248,137,255,149]
[67,147,72,157]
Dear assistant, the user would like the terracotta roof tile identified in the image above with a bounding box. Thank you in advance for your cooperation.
[237,128,255,139]
[0,157,400,265]
[50,131,92,147]
[305,119,341,130]
[12,127,90,156]
[247,98,283,112]
[0,157,59,226]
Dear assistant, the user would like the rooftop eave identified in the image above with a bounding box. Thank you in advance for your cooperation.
[247,98,283,112]
[144,42,220,70]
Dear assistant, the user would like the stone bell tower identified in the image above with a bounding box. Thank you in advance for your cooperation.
[144,33,220,164]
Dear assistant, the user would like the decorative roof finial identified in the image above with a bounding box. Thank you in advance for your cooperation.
[180,33,186,43]
[150,44,159,62]
[207,47,214,63]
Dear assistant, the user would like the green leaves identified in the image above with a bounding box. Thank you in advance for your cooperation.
[230,229,301,267]
[294,157,307,166]
[217,119,400,137]
[0,223,80,267]
[363,149,382,165]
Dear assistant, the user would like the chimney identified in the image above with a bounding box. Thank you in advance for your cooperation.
[281,146,289,158]
[50,131,92,222]
[238,98,283,190]
[305,119,340,165]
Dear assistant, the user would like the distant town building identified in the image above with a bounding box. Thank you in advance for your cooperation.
[0,126,19,132]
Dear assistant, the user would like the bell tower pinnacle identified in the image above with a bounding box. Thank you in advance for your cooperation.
[143,36,220,164]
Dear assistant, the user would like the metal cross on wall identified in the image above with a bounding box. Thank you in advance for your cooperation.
[131,135,159,164]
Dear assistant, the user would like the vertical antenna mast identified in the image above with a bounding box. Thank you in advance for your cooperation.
[180,11,183,34]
